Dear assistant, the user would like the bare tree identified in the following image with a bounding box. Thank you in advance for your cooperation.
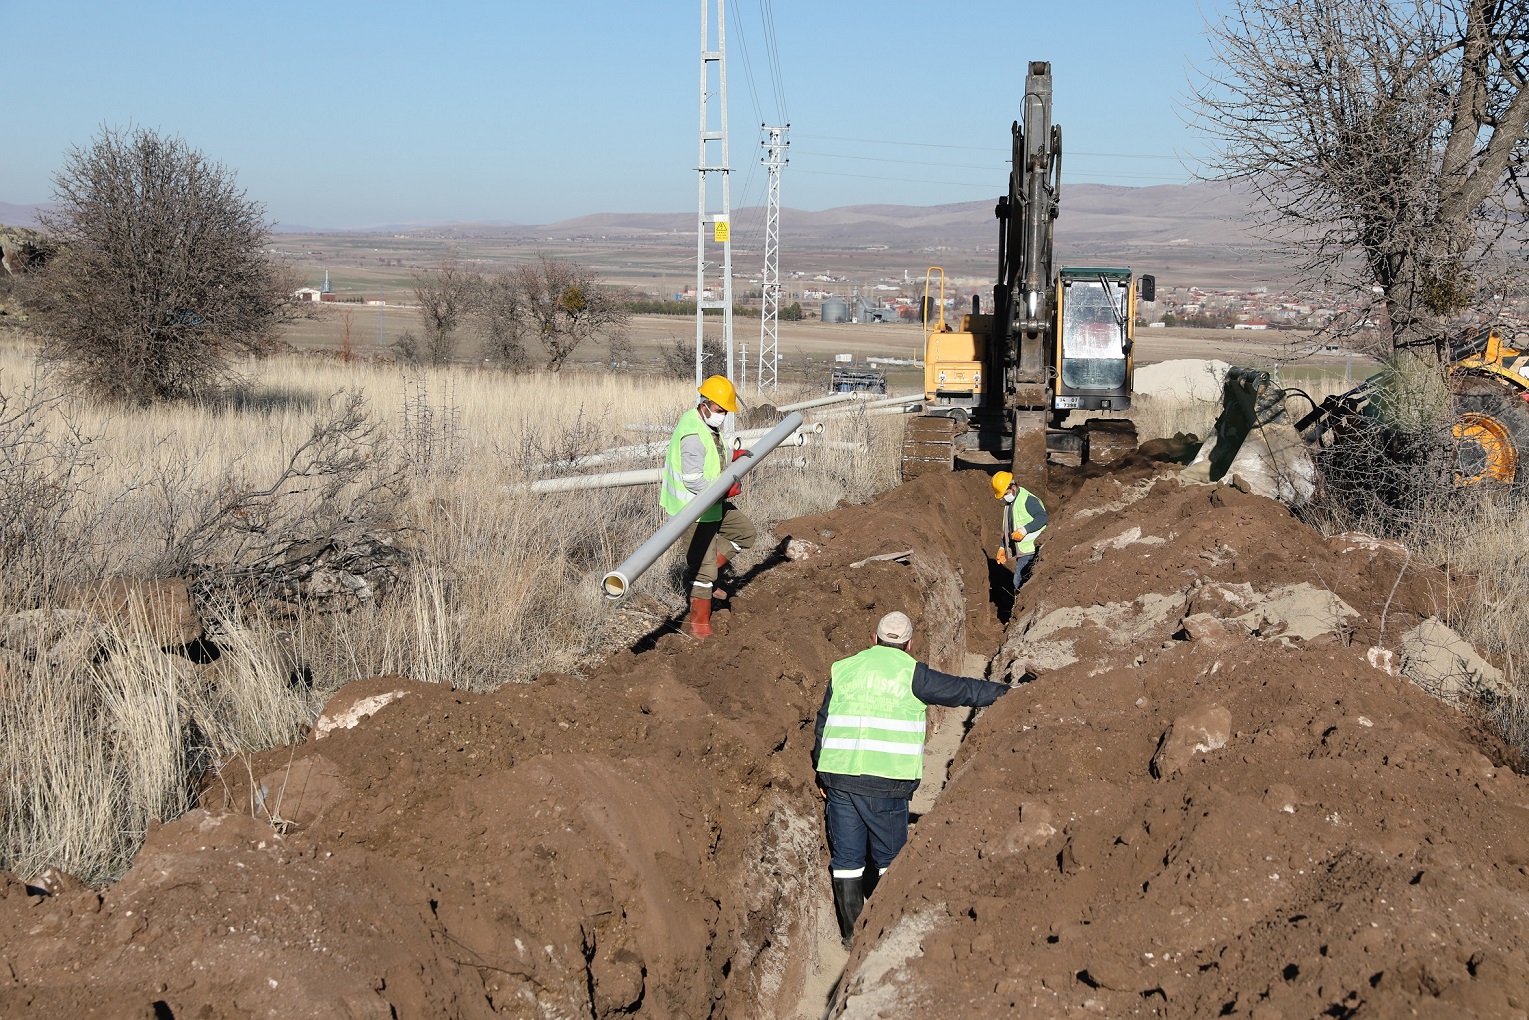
[410,262,475,364]
[510,255,630,371]
[471,270,533,369]
[23,127,292,403]
[1189,0,1529,352]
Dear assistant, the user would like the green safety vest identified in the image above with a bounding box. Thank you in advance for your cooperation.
[818,646,925,781]
[1004,488,1045,556]
[660,407,724,522]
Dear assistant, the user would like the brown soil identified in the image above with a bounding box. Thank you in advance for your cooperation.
[3,457,1528,1019]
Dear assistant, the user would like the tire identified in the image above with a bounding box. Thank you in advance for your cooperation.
[1452,382,1529,487]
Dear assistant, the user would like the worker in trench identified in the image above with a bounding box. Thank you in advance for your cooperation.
[659,374,757,641]
[992,470,1047,590]
[813,611,1011,949]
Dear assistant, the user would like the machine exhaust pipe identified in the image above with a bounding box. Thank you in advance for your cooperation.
[602,411,806,601]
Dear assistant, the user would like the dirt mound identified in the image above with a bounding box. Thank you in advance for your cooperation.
[3,466,1527,1019]
[833,472,1529,1018]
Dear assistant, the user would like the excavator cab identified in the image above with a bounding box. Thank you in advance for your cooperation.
[1053,268,1149,412]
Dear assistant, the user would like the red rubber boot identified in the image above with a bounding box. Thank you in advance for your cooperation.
[686,596,714,640]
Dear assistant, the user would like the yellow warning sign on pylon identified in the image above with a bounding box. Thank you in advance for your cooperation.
[713,217,730,243]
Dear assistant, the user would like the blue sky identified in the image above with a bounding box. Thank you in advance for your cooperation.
[6,1,1224,229]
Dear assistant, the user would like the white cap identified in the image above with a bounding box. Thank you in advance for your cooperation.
[876,611,913,644]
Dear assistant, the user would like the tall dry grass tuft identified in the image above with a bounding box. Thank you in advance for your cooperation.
[0,326,912,879]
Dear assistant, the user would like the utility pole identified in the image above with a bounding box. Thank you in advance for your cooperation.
[695,0,734,387]
[757,123,788,394]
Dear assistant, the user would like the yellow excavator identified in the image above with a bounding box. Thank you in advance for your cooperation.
[901,62,1153,489]
[1201,326,1529,493]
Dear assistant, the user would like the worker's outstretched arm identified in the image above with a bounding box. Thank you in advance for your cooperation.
[911,663,1010,708]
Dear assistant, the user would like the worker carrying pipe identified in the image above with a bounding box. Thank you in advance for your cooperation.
[660,375,757,640]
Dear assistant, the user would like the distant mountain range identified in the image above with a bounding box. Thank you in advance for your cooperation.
[3,181,1267,263]
[399,181,1260,255]
[0,202,44,228]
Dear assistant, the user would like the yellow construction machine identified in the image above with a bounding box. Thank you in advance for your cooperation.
[1204,325,1529,493]
[901,62,1154,488]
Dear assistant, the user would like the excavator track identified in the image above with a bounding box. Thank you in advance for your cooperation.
[901,415,957,479]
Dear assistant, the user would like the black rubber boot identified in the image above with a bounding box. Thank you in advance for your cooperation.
[861,869,881,901]
[831,876,865,950]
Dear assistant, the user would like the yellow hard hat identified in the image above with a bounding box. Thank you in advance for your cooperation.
[991,471,1014,499]
[698,375,739,413]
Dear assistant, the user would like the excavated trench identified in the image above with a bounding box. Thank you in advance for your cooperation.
[6,455,1529,1019]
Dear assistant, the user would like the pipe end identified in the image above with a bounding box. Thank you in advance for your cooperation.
[602,573,628,601]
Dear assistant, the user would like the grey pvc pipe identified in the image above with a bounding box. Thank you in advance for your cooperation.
[775,392,863,412]
[601,411,805,601]
[816,392,923,415]
[865,403,925,417]
[528,468,664,493]
[729,420,825,440]
[731,431,807,452]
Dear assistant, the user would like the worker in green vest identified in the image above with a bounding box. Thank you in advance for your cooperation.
[660,375,757,640]
[812,611,1010,949]
[992,470,1047,590]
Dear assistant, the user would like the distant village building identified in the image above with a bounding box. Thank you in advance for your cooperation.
[295,270,340,303]
[1234,318,1272,330]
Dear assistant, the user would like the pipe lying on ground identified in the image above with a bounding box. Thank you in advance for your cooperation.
[864,403,925,417]
[731,431,807,452]
[775,392,864,413]
[815,393,924,416]
[525,468,665,493]
[602,411,806,601]
[730,421,825,440]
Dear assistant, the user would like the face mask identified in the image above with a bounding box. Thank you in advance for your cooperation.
[1003,492,1016,504]
[702,407,727,429]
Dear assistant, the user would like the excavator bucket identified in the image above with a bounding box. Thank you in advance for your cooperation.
[1181,368,1316,501]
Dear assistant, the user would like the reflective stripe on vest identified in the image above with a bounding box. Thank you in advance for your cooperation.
[660,406,723,522]
[817,646,925,781]
[1004,488,1045,555]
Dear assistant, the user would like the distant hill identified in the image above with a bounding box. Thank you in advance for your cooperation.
[7,182,1260,252]
[501,181,1258,251]
[0,202,45,229]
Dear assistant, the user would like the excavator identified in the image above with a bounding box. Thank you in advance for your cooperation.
[1202,325,1529,492]
[901,61,1154,490]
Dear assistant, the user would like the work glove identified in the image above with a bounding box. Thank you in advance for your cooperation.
[727,448,750,498]
[996,548,1008,567]
[1010,529,1027,543]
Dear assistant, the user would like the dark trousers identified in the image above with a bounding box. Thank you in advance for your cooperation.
[1010,552,1034,590]
[683,503,756,599]
[824,787,909,878]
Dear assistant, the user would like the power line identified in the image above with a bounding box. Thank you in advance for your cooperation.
[792,130,1198,164]
[793,167,1195,188]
